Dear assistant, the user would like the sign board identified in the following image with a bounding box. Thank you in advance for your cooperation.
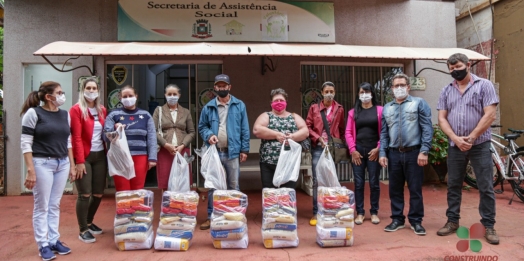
[118,0,335,43]
[410,77,426,91]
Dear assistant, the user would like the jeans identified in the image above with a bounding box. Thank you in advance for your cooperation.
[260,162,297,189]
[32,157,70,248]
[388,149,424,225]
[207,151,240,219]
[446,142,496,228]
[311,147,323,215]
[352,145,381,215]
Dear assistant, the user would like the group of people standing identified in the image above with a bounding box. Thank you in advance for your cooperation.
[20,53,500,261]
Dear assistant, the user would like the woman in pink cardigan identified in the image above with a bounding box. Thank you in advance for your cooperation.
[345,82,383,226]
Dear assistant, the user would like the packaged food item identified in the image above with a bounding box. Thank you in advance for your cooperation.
[316,186,356,248]
[210,190,249,249]
[114,190,155,251]
[261,188,299,249]
[154,191,199,251]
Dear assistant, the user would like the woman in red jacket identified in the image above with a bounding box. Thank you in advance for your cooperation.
[69,78,107,244]
[305,81,346,226]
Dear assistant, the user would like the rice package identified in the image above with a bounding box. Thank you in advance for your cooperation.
[154,191,199,251]
[261,188,299,248]
[114,189,154,251]
[316,186,355,247]
[210,190,249,249]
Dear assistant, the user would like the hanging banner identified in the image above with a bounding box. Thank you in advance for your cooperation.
[118,0,335,43]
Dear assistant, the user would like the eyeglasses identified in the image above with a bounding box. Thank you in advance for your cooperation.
[51,91,66,96]
[391,84,407,89]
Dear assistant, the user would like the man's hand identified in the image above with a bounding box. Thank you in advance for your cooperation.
[453,136,473,151]
[351,151,363,166]
[208,135,219,145]
[240,153,248,163]
[379,157,388,168]
[417,153,428,167]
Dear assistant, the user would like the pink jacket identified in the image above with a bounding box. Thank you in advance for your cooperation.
[345,106,383,154]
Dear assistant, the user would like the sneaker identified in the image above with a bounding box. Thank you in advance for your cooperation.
[371,214,380,224]
[50,240,71,255]
[78,231,96,243]
[411,224,426,235]
[200,219,211,230]
[437,221,459,236]
[384,220,405,232]
[485,228,500,245]
[355,214,365,225]
[88,223,103,235]
[309,216,317,226]
[39,246,56,261]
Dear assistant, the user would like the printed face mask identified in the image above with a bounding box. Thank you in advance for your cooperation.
[121,97,137,107]
[323,93,335,101]
[359,93,372,103]
[451,67,468,81]
[84,91,99,102]
[52,94,66,107]
[166,95,179,105]
[271,101,287,112]
[393,87,408,100]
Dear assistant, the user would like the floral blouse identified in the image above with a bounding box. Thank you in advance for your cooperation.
[260,112,298,165]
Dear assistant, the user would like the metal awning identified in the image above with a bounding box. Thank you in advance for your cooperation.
[34,41,489,60]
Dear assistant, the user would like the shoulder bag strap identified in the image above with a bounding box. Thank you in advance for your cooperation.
[319,105,333,143]
[158,106,163,138]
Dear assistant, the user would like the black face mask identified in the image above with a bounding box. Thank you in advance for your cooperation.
[216,90,230,98]
[451,67,468,81]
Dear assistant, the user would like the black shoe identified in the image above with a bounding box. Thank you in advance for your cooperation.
[88,223,103,235]
[411,224,426,236]
[78,231,96,243]
[384,221,405,232]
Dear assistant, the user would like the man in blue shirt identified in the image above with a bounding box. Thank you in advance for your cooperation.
[198,74,250,230]
[379,73,433,236]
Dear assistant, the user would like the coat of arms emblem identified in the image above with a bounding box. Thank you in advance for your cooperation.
[192,19,213,39]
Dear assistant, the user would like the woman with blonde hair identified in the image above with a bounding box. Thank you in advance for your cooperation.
[69,78,107,243]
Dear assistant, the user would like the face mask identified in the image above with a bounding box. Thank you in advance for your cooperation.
[393,87,408,100]
[122,97,137,107]
[166,95,179,105]
[451,67,468,81]
[216,90,229,98]
[51,94,66,107]
[323,93,335,101]
[359,93,372,103]
[84,91,99,102]
[271,101,287,112]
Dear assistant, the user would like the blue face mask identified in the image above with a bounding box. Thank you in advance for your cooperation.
[166,95,179,105]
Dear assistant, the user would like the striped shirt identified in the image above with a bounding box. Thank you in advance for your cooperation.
[103,108,157,161]
[436,74,499,146]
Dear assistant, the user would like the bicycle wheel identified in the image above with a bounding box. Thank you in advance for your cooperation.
[464,158,502,189]
[507,151,524,202]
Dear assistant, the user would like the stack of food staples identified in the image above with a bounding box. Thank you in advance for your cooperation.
[210,190,249,249]
[261,188,299,248]
[316,186,356,247]
[113,189,154,251]
[154,191,199,251]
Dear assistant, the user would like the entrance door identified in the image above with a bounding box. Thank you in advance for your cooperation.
[106,63,222,188]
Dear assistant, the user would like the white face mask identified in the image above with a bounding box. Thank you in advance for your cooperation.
[122,97,137,107]
[52,94,66,107]
[359,93,372,103]
[84,91,99,102]
[166,95,179,105]
[393,87,408,100]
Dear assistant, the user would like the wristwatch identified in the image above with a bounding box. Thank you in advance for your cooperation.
[421,151,429,156]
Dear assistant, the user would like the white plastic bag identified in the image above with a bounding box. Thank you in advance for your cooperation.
[316,147,340,187]
[168,152,190,192]
[107,125,135,180]
[200,144,227,190]
[273,139,302,188]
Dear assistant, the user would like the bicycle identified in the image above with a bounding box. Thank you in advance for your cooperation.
[464,125,524,203]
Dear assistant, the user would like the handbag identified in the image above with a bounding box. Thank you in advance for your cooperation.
[320,105,349,164]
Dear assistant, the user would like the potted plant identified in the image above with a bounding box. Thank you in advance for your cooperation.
[429,124,449,183]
